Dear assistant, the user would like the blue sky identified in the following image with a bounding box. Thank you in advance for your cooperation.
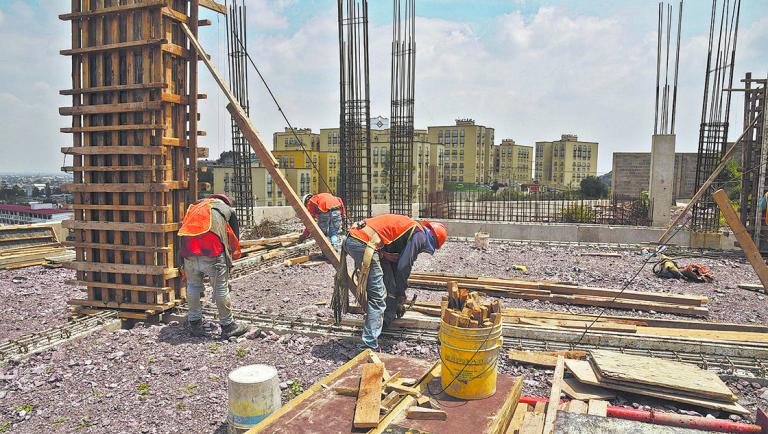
[0,0,766,175]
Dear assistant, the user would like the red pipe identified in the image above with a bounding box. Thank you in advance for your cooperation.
[518,396,762,434]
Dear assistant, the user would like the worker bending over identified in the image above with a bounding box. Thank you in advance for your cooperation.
[178,194,249,339]
[343,214,447,350]
[299,193,346,251]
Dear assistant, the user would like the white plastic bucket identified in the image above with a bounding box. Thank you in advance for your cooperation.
[227,364,281,433]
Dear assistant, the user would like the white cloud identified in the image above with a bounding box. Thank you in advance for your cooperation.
[0,3,767,175]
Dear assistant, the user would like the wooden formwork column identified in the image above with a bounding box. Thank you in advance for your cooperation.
[59,0,210,319]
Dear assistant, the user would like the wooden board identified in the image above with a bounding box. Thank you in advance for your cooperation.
[519,412,545,434]
[587,400,608,417]
[542,356,564,434]
[560,378,615,401]
[487,376,524,434]
[505,404,530,434]
[589,349,735,401]
[353,363,384,428]
[714,189,768,290]
[564,359,748,415]
[564,400,588,414]
[508,350,586,368]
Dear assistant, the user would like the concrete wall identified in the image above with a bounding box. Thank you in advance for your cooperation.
[244,205,736,250]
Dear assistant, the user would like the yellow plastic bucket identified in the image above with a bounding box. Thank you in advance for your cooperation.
[439,319,503,400]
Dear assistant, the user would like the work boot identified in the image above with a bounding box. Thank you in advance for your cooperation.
[220,321,249,339]
[188,319,206,337]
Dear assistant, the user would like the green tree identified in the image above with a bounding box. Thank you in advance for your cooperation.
[580,176,608,199]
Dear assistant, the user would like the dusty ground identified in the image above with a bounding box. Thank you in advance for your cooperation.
[0,266,81,341]
[1,239,767,432]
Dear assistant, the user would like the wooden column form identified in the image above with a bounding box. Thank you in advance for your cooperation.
[59,0,219,318]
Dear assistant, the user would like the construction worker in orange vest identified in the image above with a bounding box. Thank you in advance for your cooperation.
[178,194,249,339]
[299,193,346,251]
[341,214,447,350]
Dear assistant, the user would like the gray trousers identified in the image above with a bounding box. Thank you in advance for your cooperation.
[184,254,234,326]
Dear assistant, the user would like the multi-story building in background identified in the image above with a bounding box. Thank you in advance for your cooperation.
[427,119,494,186]
[535,134,598,189]
[494,139,533,185]
[273,127,339,194]
[210,160,313,207]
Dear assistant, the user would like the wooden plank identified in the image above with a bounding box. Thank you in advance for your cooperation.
[68,299,177,311]
[59,0,165,19]
[248,350,372,433]
[713,189,768,289]
[65,261,176,277]
[59,101,163,115]
[61,146,165,155]
[60,82,167,95]
[368,361,441,434]
[353,363,384,429]
[405,407,446,420]
[586,400,608,417]
[542,356,564,434]
[63,181,186,193]
[66,280,171,293]
[60,38,166,55]
[61,124,165,133]
[589,349,735,401]
[487,376,524,434]
[518,318,637,333]
[507,350,585,368]
[561,378,615,401]
[199,0,226,14]
[505,403,530,434]
[62,220,179,233]
[564,359,749,415]
[63,241,169,253]
[519,412,545,434]
[564,400,587,414]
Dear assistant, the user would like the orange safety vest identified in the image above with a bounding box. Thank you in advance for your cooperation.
[179,198,242,260]
[349,214,421,248]
[308,193,344,213]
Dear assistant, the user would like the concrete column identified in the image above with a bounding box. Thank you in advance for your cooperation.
[648,134,676,227]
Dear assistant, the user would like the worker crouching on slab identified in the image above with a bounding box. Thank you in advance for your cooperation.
[342,214,447,350]
[299,193,346,251]
[178,194,249,339]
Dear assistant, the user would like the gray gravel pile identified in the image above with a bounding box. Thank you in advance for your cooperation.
[0,266,80,341]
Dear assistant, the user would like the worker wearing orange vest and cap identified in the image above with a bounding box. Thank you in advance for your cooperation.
[178,194,249,339]
[341,214,447,350]
[299,193,346,251]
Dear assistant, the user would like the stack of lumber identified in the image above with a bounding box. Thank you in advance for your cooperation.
[564,350,748,415]
[334,353,446,429]
[410,301,768,345]
[239,232,301,257]
[442,281,502,328]
[409,271,709,316]
[0,225,70,269]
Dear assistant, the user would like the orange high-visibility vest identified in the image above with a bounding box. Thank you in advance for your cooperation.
[308,193,344,213]
[349,214,421,248]
[179,198,241,259]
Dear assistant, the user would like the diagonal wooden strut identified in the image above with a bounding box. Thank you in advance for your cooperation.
[179,23,358,293]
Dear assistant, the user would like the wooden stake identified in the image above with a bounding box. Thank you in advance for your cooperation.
[542,356,565,434]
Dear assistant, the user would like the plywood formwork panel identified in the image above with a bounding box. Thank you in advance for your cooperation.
[61,0,200,317]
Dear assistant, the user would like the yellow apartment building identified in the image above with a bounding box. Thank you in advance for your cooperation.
[273,128,339,194]
[495,139,533,185]
[535,134,598,189]
[210,163,313,207]
[427,119,494,186]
